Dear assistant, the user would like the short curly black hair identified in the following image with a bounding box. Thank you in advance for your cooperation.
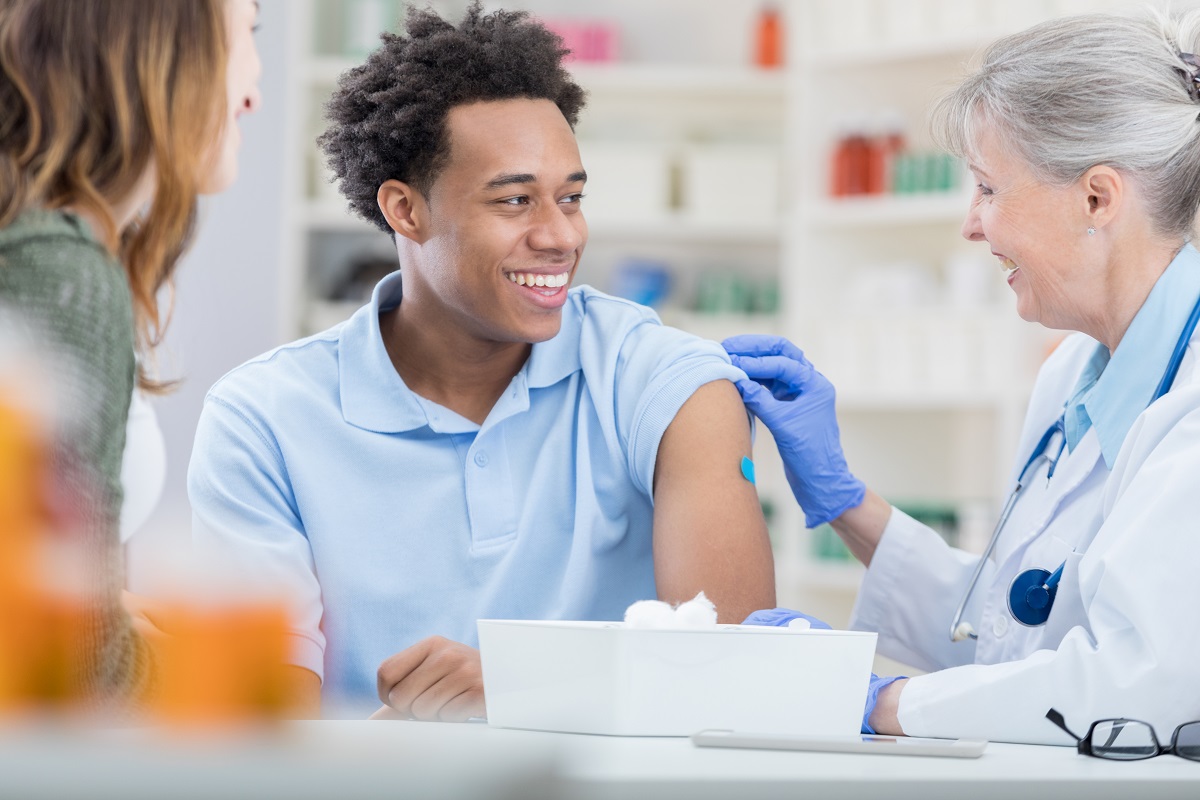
[318,2,588,233]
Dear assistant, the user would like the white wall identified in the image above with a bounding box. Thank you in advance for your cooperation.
[128,0,293,588]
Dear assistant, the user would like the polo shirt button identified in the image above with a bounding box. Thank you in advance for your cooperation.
[474,451,489,467]
[992,614,1008,638]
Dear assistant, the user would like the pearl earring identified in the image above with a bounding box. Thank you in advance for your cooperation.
[1087,227,1096,236]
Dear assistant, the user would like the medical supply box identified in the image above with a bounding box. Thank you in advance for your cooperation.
[477,620,877,737]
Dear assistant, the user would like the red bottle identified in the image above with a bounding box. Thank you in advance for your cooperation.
[755,4,784,69]
[877,113,907,194]
[844,129,870,196]
[830,132,851,197]
[866,134,887,195]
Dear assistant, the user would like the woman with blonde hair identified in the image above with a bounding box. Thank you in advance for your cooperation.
[0,0,261,709]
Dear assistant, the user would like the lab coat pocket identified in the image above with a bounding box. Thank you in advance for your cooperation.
[1038,540,1090,650]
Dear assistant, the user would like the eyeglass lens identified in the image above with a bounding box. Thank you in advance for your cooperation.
[1174,722,1200,761]
[1090,720,1158,760]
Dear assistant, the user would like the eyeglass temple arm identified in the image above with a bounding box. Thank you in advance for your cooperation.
[1046,708,1088,753]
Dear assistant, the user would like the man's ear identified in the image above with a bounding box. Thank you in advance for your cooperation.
[1081,165,1123,233]
[377,179,429,243]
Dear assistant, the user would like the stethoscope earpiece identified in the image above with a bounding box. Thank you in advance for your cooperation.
[951,621,977,642]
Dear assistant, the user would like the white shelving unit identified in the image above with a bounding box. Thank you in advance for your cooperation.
[281,0,1085,627]
[284,0,786,342]
[769,0,1091,617]
[807,193,972,228]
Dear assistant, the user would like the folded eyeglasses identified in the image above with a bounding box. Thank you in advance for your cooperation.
[1046,709,1200,762]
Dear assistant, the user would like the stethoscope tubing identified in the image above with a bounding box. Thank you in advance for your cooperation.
[949,286,1200,643]
[949,485,1021,642]
[1155,289,1200,400]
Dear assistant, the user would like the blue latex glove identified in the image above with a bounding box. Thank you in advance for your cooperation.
[741,607,832,630]
[862,674,905,735]
[723,335,865,528]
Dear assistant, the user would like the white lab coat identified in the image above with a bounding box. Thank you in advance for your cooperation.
[850,331,1200,745]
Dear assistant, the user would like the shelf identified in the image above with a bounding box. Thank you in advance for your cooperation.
[660,311,779,344]
[302,204,385,235]
[836,390,1017,412]
[806,193,972,228]
[302,203,781,243]
[305,57,786,97]
[777,560,865,593]
[306,300,363,335]
[804,34,995,70]
[305,57,357,85]
[569,63,785,97]
[588,215,780,244]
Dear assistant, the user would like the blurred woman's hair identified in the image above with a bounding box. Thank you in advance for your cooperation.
[0,0,228,389]
[932,8,1200,240]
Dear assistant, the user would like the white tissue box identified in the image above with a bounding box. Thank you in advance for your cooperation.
[477,620,877,737]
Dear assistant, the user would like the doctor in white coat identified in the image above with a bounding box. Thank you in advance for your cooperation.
[727,9,1200,745]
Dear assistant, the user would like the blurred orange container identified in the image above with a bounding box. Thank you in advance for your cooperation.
[151,602,293,725]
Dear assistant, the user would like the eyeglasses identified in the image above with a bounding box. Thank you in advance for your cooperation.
[1046,709,1200,762]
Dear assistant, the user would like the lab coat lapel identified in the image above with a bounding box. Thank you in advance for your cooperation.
[998,433,1103,565]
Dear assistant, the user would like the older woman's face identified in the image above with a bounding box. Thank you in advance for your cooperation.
[961,126,1093,331]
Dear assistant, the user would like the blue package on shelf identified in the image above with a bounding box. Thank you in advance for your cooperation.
[610,259,673,308]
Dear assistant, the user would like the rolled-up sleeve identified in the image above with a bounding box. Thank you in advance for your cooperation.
[613,319,745,497]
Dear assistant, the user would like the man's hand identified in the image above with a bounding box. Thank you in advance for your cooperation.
[122,590,172,647]
[375,636,485,722]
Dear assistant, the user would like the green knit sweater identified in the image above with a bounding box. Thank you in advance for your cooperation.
[0,208,154,710]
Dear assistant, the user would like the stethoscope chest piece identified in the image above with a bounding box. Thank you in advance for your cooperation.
[948,285,1200,644]
[1008,567,1059,627]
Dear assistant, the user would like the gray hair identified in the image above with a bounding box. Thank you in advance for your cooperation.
[931,8,1200,239]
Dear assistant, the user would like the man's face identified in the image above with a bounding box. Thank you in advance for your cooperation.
[413,98,588,345]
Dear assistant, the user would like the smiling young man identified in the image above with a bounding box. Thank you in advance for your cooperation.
[188,3,775,718]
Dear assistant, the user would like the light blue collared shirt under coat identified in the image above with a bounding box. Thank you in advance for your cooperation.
[1064,243,1200,467]
[188,275,743,705]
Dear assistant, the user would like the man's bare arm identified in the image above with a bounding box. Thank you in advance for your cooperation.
[652,379,776,622]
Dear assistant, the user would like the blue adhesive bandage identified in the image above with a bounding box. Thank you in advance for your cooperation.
[740,456,756,484]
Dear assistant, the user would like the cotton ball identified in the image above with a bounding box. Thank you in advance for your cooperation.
[672,591,717,628]
[624,599,676,628]
[786,617,812,631]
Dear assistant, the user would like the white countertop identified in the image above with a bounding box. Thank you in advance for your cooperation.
[2,719,1198,799]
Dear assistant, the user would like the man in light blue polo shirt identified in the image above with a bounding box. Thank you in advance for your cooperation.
[189,3,775,719]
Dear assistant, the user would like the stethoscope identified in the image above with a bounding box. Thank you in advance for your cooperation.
[949,291,1200,643]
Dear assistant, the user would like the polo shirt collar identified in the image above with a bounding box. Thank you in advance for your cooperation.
[1065,243,1200,467]
[524,293,582,389]
[339,271,584,433]
[339,271,428,433]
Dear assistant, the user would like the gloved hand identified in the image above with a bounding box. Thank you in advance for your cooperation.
[723,335,865,528]
[741,607,832,630]
[862,674,905,735]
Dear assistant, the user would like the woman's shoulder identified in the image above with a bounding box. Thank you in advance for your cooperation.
[0,206,106,250]
[0,208,135,387]
[0,208,131,317]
